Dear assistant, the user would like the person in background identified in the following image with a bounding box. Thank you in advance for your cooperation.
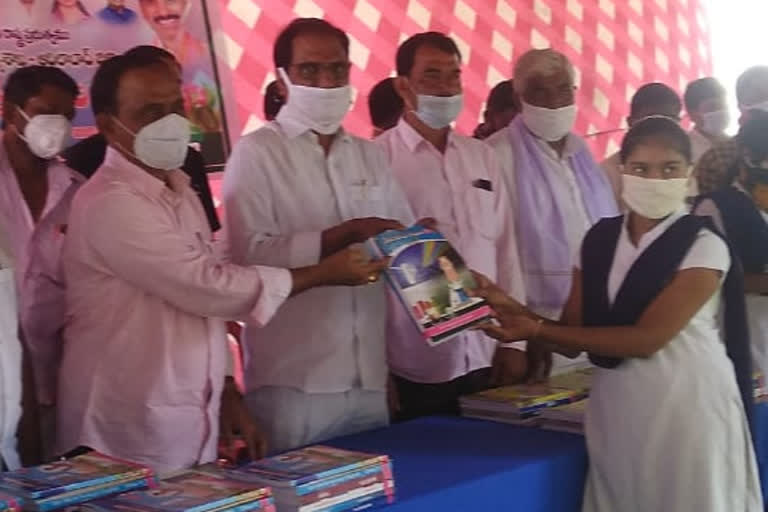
[0,214,23,471]
[56,52,384,473]
[263,81,283,122]
[0,66,81,464]
[601,82,682,203]
[486,49,618,378]
[476,116,761,511]
[695,111,768,385]
[63,45,220,234]
[51,0,90,24]
[685,77,730,164]
[697,66,768,195]
[138,0,205,72]
[97,0,137,25]
[378,32,527,421]
[223,18,415,455]
[473,79,520,140]
[368,78,403,137]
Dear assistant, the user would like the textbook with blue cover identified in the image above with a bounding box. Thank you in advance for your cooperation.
[77,469,273,512]
[367,226,492,346]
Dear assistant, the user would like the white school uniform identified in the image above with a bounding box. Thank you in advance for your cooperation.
[578,211,761,511]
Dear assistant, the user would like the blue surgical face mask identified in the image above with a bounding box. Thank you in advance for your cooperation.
[413,94,464,129]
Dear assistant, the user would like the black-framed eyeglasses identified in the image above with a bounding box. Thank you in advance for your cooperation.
[289,61,351,83]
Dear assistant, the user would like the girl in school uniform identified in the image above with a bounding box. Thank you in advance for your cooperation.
[474,116,762,511]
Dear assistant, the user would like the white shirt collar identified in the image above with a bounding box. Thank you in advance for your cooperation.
[623,208,688,250]
[395,118,456,153]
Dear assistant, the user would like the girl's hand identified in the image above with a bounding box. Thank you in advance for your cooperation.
[475,314,539,343]
[470,271,526,315]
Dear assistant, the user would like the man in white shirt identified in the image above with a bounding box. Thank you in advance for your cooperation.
[377,32,527,420]
[223,18,415,454]
[600,82,682,203]
[684,77,730,167]
[0,65,82,463]
[0,221,22,471]
[486,49,618,377]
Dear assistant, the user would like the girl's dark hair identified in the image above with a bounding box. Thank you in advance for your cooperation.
[619,116,692,164]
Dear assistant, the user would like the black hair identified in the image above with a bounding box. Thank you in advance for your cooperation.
[684,77,725,113]
[90,52,172,116]
[739,110,768,164]
[630,82,681,118]
[736,66,768,106]
[273,18,349,69]
[368,78,403,131]
[619,116,692,164]
[124,45,177,64]
[486,79,519,113]
[396,32,462,76]
[3,65,79,110]
[263,80,283,121]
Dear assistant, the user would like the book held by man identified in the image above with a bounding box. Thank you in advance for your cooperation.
[367,226,492,346]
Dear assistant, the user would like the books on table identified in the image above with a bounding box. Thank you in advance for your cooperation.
[209,445,395,512]
[0,451,154,511]
[539,399,588,435]
[367,226,492,346]
[459,367,593,425]
[0,491,20,512]
[78,468,274,512]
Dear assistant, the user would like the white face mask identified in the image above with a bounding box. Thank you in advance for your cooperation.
[277,68,351,135]
[414,94,463,129]
[16,107,71,159]
[113,113,190,171]
[700,109,729,135]
[622,175,688,219]
[521,101,577,142]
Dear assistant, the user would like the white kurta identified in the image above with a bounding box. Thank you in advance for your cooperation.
[580,211,762,512]
[0,223,21,470]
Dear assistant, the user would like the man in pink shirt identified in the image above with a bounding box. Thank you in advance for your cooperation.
[56,52,386,473]
[377,32,528,420]
[0,65,81,464]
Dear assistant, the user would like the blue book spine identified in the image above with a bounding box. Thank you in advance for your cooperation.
[296,465,384,496]
[36,477,151,511]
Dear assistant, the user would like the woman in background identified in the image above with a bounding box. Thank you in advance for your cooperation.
[51,0,90,25]
[474,116,761,511]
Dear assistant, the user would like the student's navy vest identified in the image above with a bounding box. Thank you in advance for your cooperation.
[581,215,754,429]
[697,187,768,273]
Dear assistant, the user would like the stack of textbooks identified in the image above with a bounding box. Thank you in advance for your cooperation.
[539,399,588,435]
[368,226,492,346]
[78,469,274,511]
[0,452,154,511]
[213,445,395,512]
[0,491,19,512]
[459,368,593,426]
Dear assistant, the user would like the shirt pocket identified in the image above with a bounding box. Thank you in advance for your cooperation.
[466,186,498,240]
[344,183,390,219]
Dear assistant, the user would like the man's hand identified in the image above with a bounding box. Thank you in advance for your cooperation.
[322,218,404,257]
[525,343,553,383]
[490,347,527,386]
[219,377,267,462]
[416,217,438,231]
[317,247,389,287]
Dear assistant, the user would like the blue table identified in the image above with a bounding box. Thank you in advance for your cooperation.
[328,403,768,511]
[327,416,588,512]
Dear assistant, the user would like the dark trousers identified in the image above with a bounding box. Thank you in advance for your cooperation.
[393,367,493,422]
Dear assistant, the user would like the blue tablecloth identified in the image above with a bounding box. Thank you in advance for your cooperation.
[327,416,588,512]
[328,403,768,511]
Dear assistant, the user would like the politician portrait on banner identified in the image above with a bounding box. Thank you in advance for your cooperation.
[0,0,228,170]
